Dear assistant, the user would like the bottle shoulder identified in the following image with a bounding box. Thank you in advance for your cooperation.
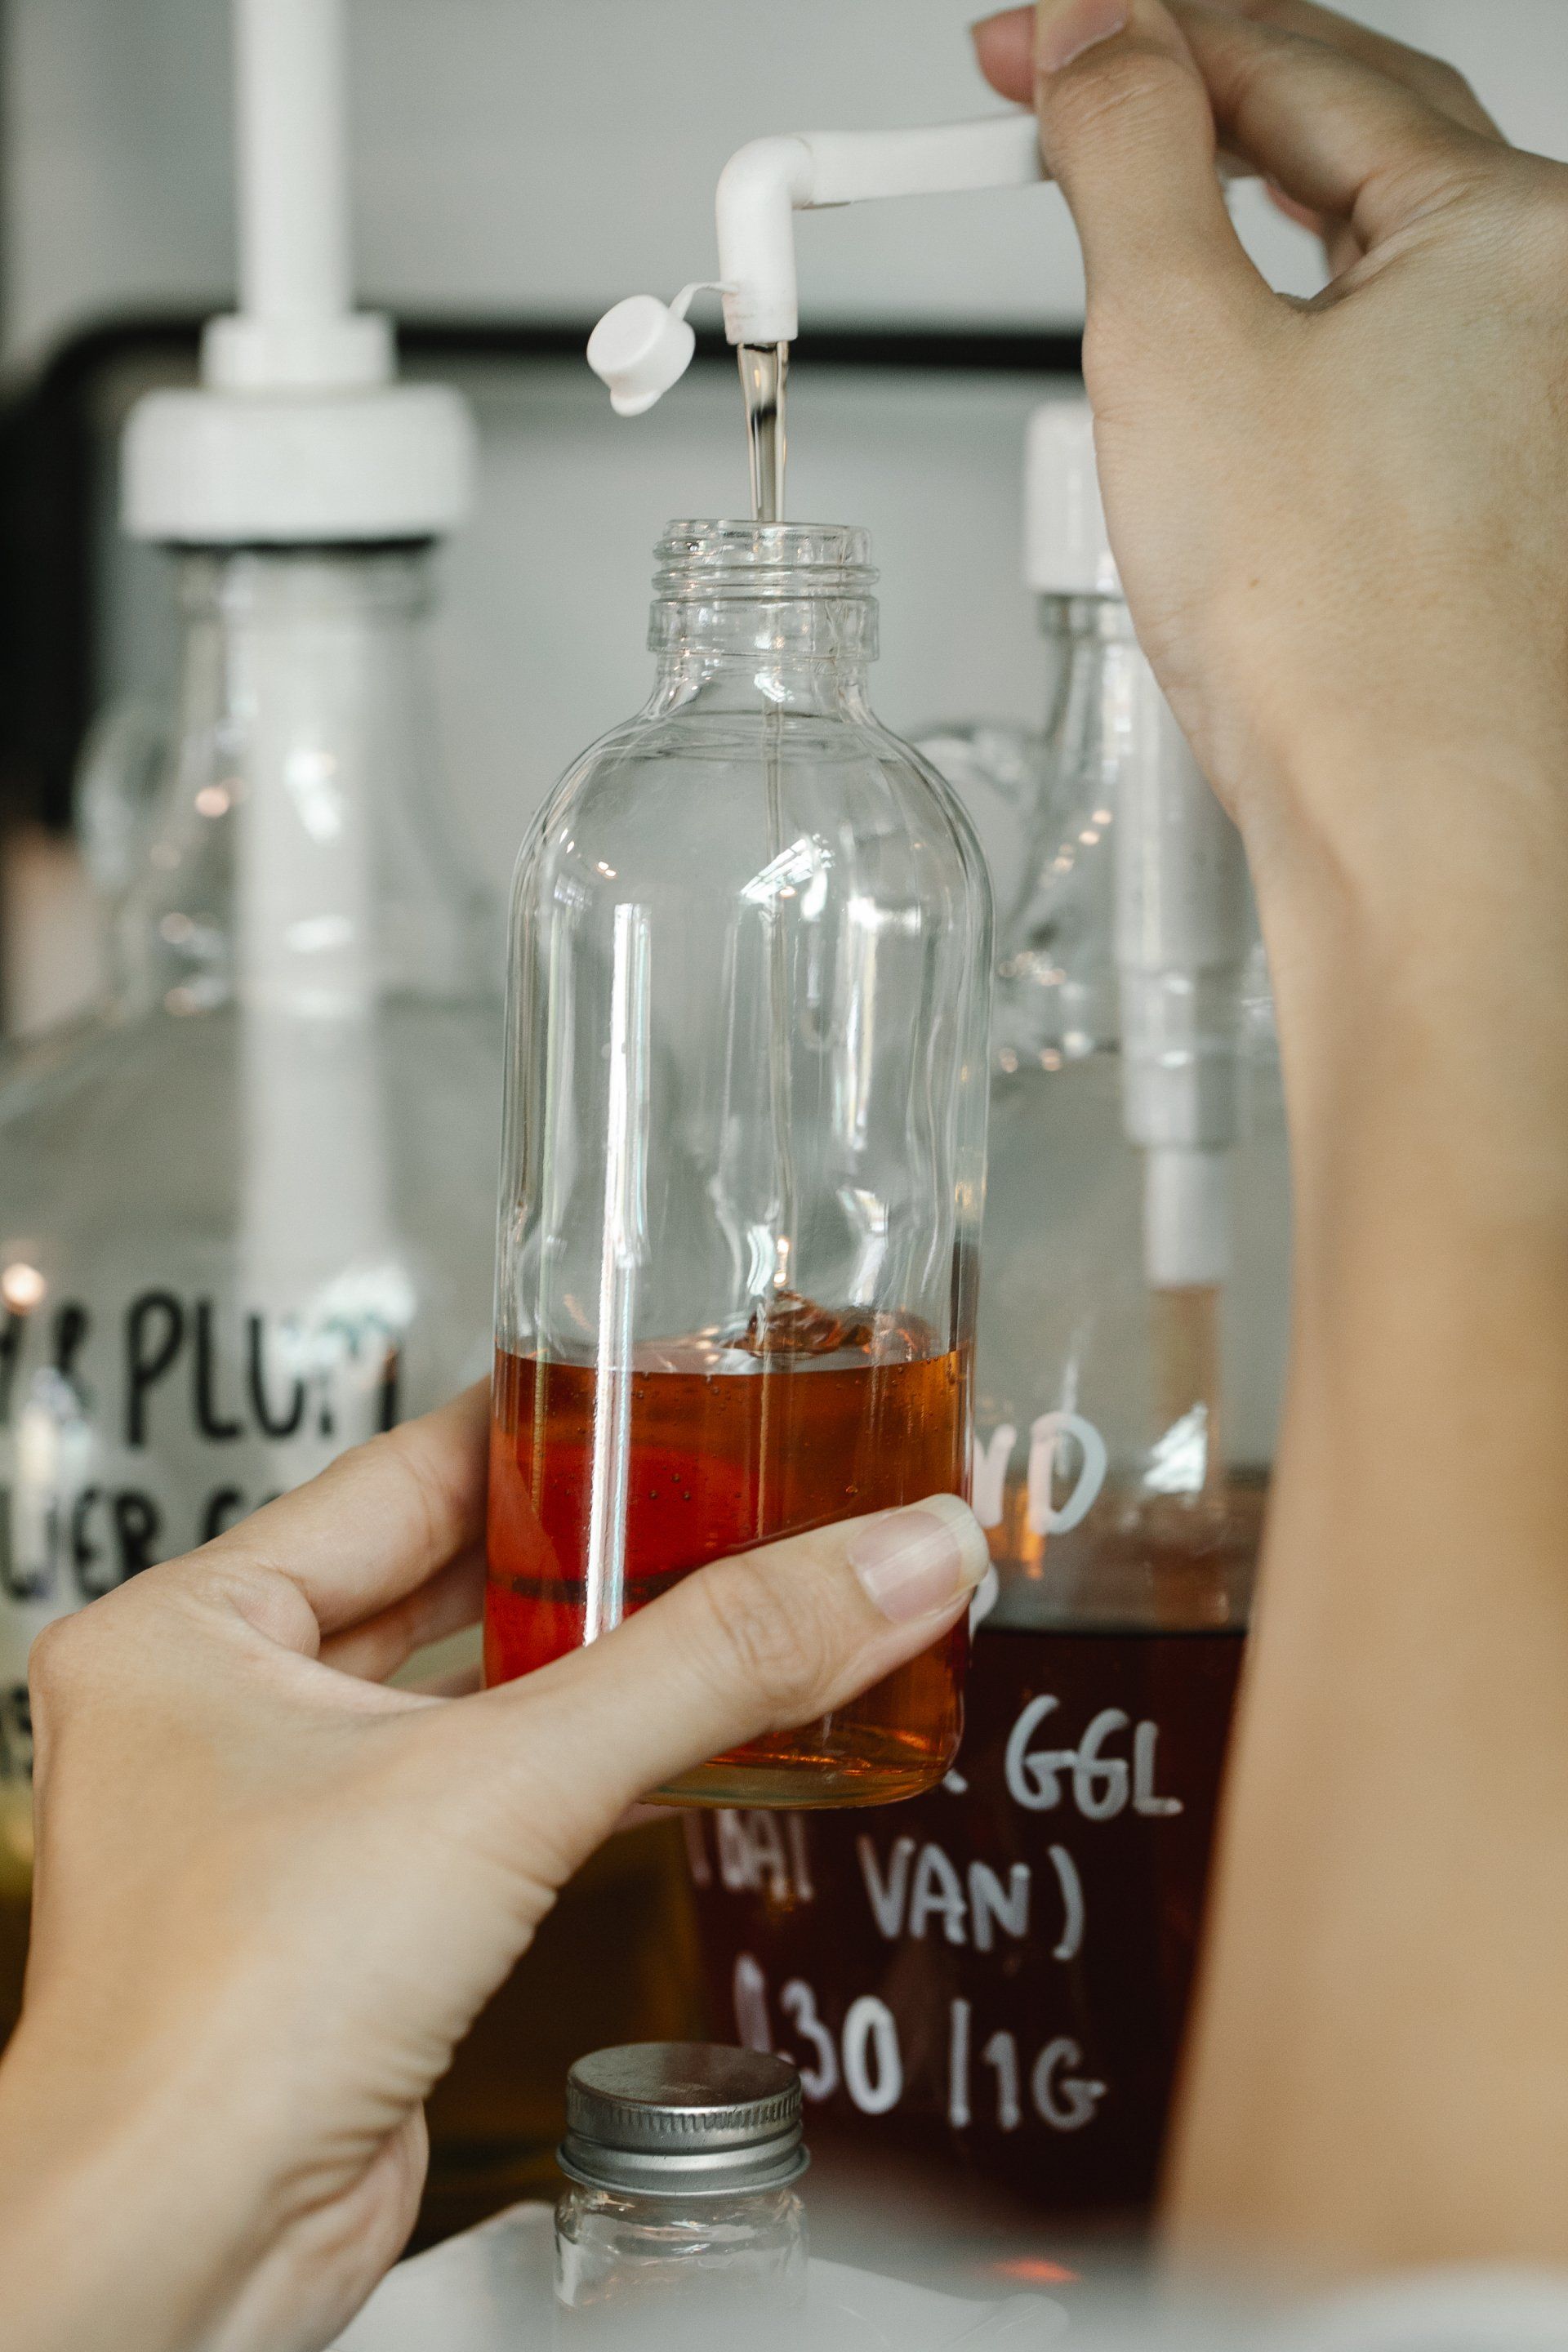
[537,701,973,795]
[512,705,992,920]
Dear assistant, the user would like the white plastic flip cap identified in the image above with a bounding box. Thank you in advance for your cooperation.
[586,286,724,417]
[122,0,474,544]
[1024,400,1121,598]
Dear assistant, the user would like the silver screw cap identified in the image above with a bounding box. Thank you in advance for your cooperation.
[559,2042,808,2198]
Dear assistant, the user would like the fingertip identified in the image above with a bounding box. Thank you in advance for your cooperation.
[971,6,1036,101]
[1036,0,1133,78]
[845,1492,991,1625]
[922,1491,994,1590]
[1018,0,1270,323]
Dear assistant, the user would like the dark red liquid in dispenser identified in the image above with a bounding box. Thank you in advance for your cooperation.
[484,1325,970,1806]
[684,1499,1257,2218]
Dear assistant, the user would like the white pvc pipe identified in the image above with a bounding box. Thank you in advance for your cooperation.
[717,114,1044,345]
[1112,667,1250,1289]
[233,0,351,325]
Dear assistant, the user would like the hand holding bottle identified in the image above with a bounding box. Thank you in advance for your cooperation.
[0,1387,987,2352]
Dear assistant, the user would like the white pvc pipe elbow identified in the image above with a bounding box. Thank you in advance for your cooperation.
[589,111,1045,408]
[715,136,818,347]
[718,114,1045,346]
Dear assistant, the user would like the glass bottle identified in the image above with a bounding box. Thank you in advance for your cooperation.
[555,2042,808,2348]
[680,406,1290,2220]
[485,520,992,1807]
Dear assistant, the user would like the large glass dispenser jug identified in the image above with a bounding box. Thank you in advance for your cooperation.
[0,0,704,2237]
[682,407,1290,2219]
[0,549,500,1969]
[0,0,497,2050]
[485,520,992,1807]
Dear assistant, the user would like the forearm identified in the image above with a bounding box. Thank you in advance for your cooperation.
[1167,752,1568,2270]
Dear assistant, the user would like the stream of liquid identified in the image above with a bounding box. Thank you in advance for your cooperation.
[737,339,799,1335]
[739,341,788,522]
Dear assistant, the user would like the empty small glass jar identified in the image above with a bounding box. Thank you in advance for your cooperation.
[485,521,993,1806]
[555,2042,808,2347]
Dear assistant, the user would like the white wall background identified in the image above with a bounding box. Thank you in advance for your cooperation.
[10,0,1567,364]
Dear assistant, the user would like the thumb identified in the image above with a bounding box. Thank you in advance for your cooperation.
[979,0,1264,336]
[459,1495,991,1869]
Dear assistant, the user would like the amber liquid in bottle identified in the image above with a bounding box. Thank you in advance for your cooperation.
[484,1307,970,1806]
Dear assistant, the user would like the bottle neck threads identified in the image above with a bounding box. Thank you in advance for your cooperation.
[648,519,878,682]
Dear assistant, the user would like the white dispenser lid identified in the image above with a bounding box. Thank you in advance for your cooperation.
[122,0,474,544]
[123,381,473,545]
[1023,400,1121,597]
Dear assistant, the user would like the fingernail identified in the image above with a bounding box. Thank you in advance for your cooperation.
[1036,0,1131,75]
[848,1494,991,1625]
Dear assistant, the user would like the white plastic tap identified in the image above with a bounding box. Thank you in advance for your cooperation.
[123,0,473,543]
[589,112,1044,408]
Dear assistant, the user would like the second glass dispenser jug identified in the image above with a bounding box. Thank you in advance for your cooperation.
[682,408,1290,2216]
